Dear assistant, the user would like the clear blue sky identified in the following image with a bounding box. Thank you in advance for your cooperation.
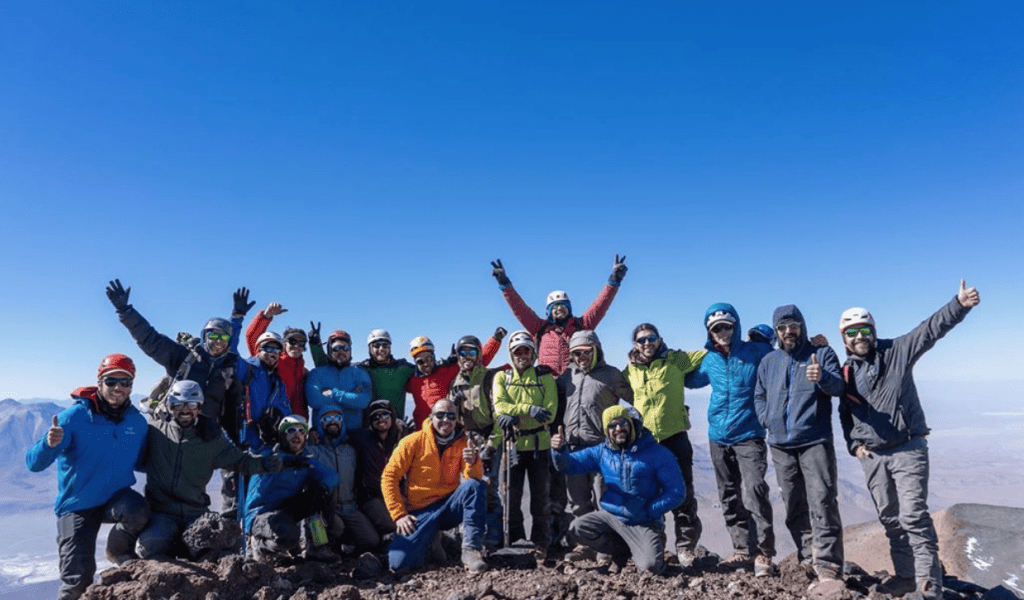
[2,1,1021,400]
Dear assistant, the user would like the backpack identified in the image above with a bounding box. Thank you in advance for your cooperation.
[144,338,203,416]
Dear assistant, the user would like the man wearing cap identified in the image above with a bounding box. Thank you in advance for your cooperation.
[244,415,339,561]
[556,330,634,559]
[349,399,407,538]
[837,280,980,599]
[245,301,310,418]
[310,406,380,554]
[493,330,559,551]
[138,380,282,559]
[623,323,706,567]
[406,333,501,426]
[382,399,488,573]
[306,329,372,430]
[550,405,685,574]
[686,304,777,576]
[27,354,149,600]
[489,256,627,376]
[355,329,417,419]
[754,305,845,582]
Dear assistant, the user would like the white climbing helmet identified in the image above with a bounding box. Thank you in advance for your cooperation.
[507,330,536,353]
[839,307,875,332]
[409,336,435,357]
[545,290,570,308]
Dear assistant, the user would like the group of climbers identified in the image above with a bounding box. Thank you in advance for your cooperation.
[27,257,979,600]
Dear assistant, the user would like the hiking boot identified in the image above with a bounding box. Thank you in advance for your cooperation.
[461,547,487,572]
[875,576,916,597]
[814,563,842,582]
[721,551,751,566]
[302,545,339,562]
[907,580,943,600]
[565,545,597,561]
[105,550,136,566]
[596,553,613,568]
[753,554,775,578]
[676,547,696,568]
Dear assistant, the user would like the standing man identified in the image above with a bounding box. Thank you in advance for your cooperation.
[492,330,558,552]
[754,305,845,582]
[622,324,705,567]
[26,354,149,600]
[406,332,501,426]
[489,255,627,375]
[556,330,634,558]
[246,302,310,418]
[237,332,293,453]
[359,329,416,419]
[306,330,372,431]
[686,304,777,576]
[381,399,488,573]
[550,406,685,574]
[838,280,980,599]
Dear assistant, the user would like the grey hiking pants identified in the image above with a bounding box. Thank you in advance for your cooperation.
[858,436,941,590]
[56,487,148,600]
[710,438,775,557]
[569,510,666,574]
[770,442,844,570]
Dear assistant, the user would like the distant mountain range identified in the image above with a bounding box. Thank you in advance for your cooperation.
[0,399,65,513]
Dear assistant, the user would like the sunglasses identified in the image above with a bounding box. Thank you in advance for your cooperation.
[320,414,343,424]
[371,411,392,422]
[286,338,306,347]
[330,344,352,353]
[415,356,434,365]
[571,348,593,358]
[260,345,282,354]
[206,332,231,343]
[458,348,479,357]
[169,401,200,410]
[370,342,391,349]
[844,326,874,338]
[432,411,458,421]
[607,419,630,430]
[776,323,801,332]
[710,323,734,334]
[102,377,134,388]
[634,335,659,345]
[511,347,533,356]
[284,426,307,435]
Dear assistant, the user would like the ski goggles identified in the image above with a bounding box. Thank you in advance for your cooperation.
[844,326,874,338]
[710,323,735,334]
[458,348,479,357]
[570,348,594,358]
[320,414,343,424]
[169,401,200,410]
[776,322,801,332]
[259,345,282,354]
[102,377,134,388]
[329,343,352,353]
[283,425,307,435]
[432,411,458,421]
[206,332,231,343]
[634,335,659,345]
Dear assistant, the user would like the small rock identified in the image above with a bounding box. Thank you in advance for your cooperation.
[375,583,393,593]
[689,577,705,588]
[476,581,494,596]
[271,577,293,592]
[354,552,384,579]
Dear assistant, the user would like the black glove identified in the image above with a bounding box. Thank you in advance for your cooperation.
[233,287,256,317]
[491,259,511,287]
[308,321,322,347]
[493,327,507,341]
[105,279,131,311]
[609,254,628,284]
[261,451,283,474]
[528,406,552,422]
[256,407,284,447]
[496,414,518,433]
[400,415,416,432]
[479,444,496,461]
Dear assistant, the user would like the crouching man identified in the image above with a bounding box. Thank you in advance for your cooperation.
[243,415,339,561]
[550,405,684,574]
[26,354,149,600]
[381,399,488,573]
[138,381,282,559]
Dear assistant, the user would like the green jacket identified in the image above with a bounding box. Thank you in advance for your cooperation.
[623,349,705,442]
[143,416,263,520]
[448,366,502,449]
[493,366,558,451]
[312,343,415,417]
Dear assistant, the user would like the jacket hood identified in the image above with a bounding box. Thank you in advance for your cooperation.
[361,398,401,447]
[602,404,641,448]
[569,330,605,369]
[703,302,742,351]
[772,304,809,352]
[315,406,349,443]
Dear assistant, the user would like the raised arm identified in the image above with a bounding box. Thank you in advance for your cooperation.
[579,254,627,329]
[491,259,545,334]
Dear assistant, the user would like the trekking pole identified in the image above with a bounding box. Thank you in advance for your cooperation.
[502,432,518,549]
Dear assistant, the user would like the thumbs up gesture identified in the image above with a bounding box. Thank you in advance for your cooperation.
[806,354,822,383]
[463,443,479,466]
[550,425,565,451]
[957,279,980,308]
[47,416,64,448]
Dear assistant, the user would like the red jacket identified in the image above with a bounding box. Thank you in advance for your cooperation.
[406,335,500,425]
[246,312,308,418]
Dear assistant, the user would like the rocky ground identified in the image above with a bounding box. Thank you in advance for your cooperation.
[80,544,1017,600]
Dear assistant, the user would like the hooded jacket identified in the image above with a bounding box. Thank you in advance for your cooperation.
[246,312,308,418]
[27,388,148,516]
[754,305,844,449]
[349,399,405,503]
[143,415,263,520]
[493,363,559,451]
[557,330,634,448]
[116,305,243,438]
[687,303,773,446]
[499,283,620,375]
[839,296,972,454]
[381,419,483,521]
[407,335,500,425]
[310,413,359,515]
[243,445,338,534]
[305,361,372,431]
[551,406,684,526]
[622,345,705,442]
[236,356,293,450]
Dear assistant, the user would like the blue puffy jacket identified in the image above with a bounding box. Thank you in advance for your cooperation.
[236,356,292,451]
[305,363,372,431]
[242,448,339,534]
[26,389,147,516]
[687,303,772,446]
[551,428,684,526]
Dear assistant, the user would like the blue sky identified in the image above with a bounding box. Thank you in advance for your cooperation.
[2,1,1021,400]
